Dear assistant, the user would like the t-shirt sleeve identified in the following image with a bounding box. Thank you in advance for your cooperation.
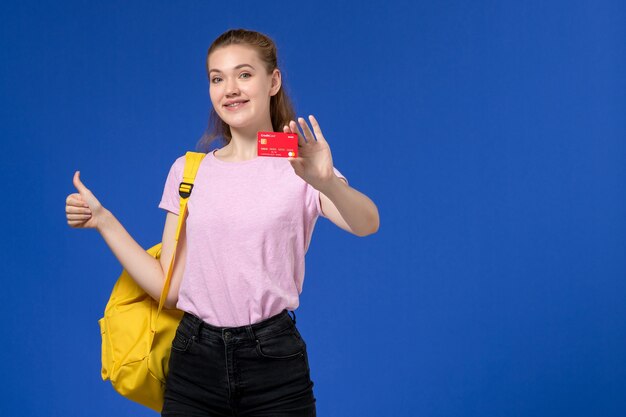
[310,166,349,218]
[158,155,186,215]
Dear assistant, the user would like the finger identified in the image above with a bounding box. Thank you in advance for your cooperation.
[67,219,88,227]
[67,213,92,220]
[286,121,298,134]
[287,155,302,171]
[67,196,89,208]
[298,117,317,144]
[71,198,90,207]
[73,171,90,196]
[289,120,307,147]
[284,122,303,148]
[66,205,92,214]
[308,115,327,144]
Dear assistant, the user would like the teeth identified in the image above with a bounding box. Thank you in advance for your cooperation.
[227,101,246,107]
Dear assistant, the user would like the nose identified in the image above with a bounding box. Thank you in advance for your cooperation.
[225,78,240,97]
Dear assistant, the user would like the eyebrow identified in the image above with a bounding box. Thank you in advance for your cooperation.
[208,64,255,74]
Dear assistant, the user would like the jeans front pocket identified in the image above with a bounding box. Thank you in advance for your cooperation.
[255,327,305,360]
[171,328,193,353]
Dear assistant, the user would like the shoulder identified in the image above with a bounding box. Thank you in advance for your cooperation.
[174,154,187,166]
[168,154,188,173]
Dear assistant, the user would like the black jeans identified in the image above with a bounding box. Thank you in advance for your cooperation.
[162,309,317,416]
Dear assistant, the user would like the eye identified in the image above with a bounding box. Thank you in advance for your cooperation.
[240,72,251,79]
[211,76,222,84]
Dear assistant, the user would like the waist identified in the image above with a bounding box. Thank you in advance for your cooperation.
[177,309,296,343]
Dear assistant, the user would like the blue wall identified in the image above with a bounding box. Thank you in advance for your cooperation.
[1,0,624,415]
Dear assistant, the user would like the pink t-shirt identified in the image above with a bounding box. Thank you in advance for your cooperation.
[158,149,348,327]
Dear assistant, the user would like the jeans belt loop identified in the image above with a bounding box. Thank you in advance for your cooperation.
[245,324,257,343]
[193,314,203,340]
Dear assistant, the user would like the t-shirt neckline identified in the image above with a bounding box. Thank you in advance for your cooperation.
[210,148,263,166]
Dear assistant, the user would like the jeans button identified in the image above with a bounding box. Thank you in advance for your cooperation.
[224,331,231,340]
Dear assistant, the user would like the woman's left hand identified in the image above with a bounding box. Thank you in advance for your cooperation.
[284,115,336,191]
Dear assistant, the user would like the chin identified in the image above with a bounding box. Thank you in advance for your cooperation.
[222,117,252,129]
[219,113,258,129]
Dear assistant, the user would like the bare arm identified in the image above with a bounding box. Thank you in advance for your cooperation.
[319,174,380,237]
[157,211,187,309]
[67,171,185,309]
[96,209,164,301]
[96,209,186,309]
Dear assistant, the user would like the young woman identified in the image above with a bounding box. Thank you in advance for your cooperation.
[65,28,379,416]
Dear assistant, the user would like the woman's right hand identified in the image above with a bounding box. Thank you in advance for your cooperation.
[65,171,106,229]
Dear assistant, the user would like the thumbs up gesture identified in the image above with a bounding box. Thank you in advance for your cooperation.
[65,171,106,229]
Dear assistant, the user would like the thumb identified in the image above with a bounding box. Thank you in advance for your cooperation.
[287,157,302,170]
[73,170,90,196]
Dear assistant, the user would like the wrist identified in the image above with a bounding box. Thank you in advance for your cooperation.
[316,173,345,197]
[96,208,113,233]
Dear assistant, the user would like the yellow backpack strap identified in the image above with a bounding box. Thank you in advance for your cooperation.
[176,152,206,241]
[157,151,206,315]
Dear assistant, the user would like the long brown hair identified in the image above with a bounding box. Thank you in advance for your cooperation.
[195,29,297,152]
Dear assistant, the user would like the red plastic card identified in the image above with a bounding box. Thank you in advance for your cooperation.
[257,131,298,158]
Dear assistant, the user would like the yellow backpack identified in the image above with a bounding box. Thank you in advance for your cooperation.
[98,151,206,412]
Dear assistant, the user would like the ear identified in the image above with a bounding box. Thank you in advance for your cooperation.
[270,68,281,96]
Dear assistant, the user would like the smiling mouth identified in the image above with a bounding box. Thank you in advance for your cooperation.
[224,100,249,108]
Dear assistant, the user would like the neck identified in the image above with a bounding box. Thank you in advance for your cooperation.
[221,117,274,160]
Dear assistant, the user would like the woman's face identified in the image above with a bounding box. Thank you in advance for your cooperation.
[208,44,281,130]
